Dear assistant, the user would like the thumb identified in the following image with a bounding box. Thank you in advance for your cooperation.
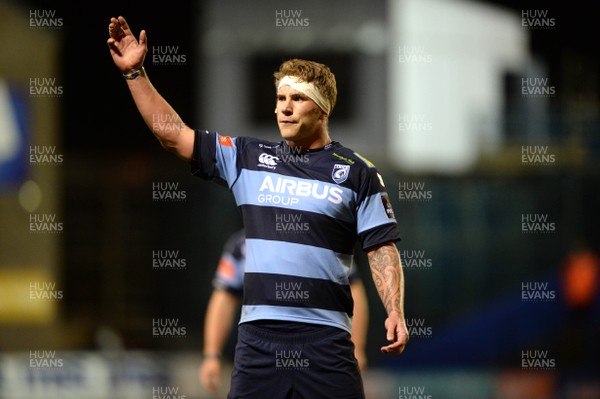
[386,321,396,342]
[139,30,147,47]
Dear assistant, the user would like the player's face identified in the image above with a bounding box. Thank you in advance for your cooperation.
[275,85,326,145]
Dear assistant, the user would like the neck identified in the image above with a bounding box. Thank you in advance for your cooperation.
[285,125,331,150]
[285,135,332,150]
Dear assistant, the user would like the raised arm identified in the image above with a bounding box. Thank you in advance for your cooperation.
[106,16,194,161]
[367,242,409,354]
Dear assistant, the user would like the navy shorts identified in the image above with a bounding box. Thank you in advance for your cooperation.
[227,321,365,399]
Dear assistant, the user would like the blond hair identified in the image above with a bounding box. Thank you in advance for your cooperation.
[273,59,337,115]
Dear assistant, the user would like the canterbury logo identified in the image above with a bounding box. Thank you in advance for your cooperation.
[258,153,280,166]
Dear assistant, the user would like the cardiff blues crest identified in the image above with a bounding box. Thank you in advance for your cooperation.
[332,164,350,184]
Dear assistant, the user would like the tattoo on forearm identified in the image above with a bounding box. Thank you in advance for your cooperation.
[368,244,404,316]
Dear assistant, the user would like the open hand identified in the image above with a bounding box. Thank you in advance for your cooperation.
[106,16,147,74]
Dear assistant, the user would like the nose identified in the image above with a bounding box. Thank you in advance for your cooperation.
[279,98,293,116]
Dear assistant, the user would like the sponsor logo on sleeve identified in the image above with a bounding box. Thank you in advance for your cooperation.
[218,135,233,147]
[381,192,396,219]
[217,258,236,280]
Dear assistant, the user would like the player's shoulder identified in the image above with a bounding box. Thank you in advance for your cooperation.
[328,144,389,195]
[328,144,380,179]
[329,144,377,168]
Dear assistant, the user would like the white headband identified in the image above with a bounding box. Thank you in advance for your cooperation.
[277,75,331,116]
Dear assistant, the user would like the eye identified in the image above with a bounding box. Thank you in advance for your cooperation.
[292,94,303,101]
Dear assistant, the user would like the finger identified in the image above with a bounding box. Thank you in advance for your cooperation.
[207,375,220,393]
[380,341,406,354]
[386,324,396,342]
[381,340,399,351]
[139,30,147,47]
[118,16,133,36]
[108,18,123,40]
[109,29,121,41]
[382,331,409,353]
[200,374,213,393]
[107,38,122,56]
[107,38,117,53]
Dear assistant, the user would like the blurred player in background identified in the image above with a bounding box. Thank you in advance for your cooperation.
[107,15,408,399]
[199,229,370,395]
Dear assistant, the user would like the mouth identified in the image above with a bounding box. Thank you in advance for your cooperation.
[279,120,297,125]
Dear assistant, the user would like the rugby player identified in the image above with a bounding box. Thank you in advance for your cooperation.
[108,15,409,399]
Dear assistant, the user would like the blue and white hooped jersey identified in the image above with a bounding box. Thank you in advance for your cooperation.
[192,131,401,333]
[213,229,362,297]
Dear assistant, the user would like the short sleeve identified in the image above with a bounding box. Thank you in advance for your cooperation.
[190,130,241,188]
[356,167,401,251]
